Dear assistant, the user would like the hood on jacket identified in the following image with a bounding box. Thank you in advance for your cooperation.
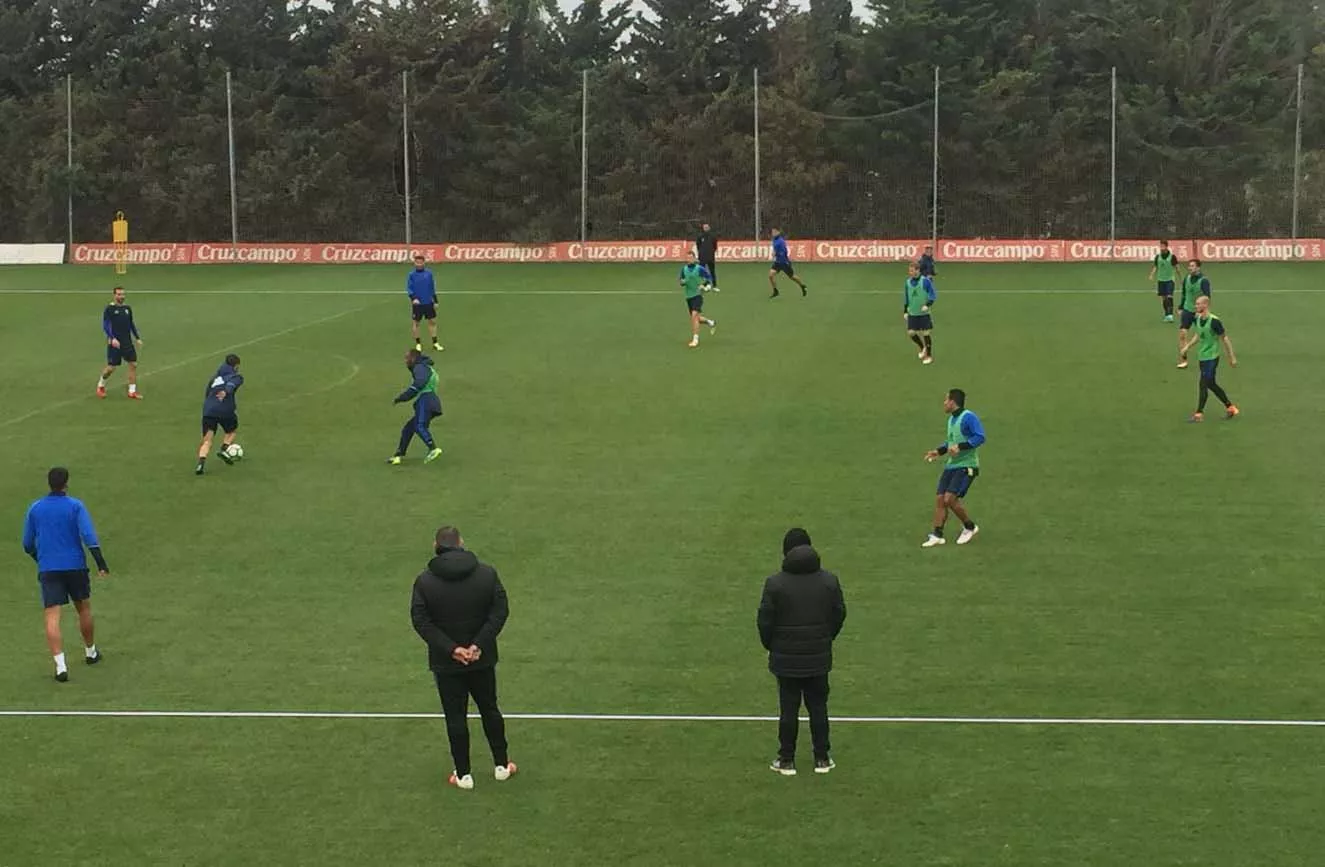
[414,355,435,369]
[781,544,821,575]
[428,547,479,581]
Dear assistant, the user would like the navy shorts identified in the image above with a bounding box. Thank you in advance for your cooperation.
[686,295,704,313]
[1157,281,1175,296]
[937,466,979,498]
[412,303,437,322]
[39,569,91,608]
[1179,310,1197,329]
[1199,358,1219,380]
[202,414,239,435]
[106,343,137,366]
[906,314,933,332]
[771,262,796,277]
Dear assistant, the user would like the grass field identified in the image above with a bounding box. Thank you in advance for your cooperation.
[1,261,1323,866]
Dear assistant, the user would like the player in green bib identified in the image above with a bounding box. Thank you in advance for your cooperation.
[1177,258,1211,368]
[679,252,716,348]
[902,261,937,363]
[1148,239,1178,322]
[1179,295,1240,422]
[922,388,985,548]
[388,349,444,465]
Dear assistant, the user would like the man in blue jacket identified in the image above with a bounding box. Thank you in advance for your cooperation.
[22,467,109,682]
[195,354,244,476]
[768,228,808,299]
[408,253,445,353]
[389,349,444,465]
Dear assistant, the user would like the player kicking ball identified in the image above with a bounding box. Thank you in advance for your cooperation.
[97,286,144,399]
[195,354,244,476]
[388,349,444,465]
[679,252,716,348]
[922,388,985,548]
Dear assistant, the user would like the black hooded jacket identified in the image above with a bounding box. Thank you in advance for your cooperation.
[410,546,508,674]
[756,545,846,677]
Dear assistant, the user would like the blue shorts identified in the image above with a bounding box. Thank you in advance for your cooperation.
[106,343,137,366]
[771,262,796,277]
[686,295,704,313]
[1157,281,1175,296]
[1179,310,1197,329]
[906,314,933,332]
[39,569,91,608]
[202,415,239,435]
[412,303,437,322]
[1199,358,1219,380]
[937,466,979,498]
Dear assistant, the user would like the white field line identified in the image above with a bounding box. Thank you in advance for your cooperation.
[2,287,1323,296]
[0,304,374,431]
[0,710,1323,727]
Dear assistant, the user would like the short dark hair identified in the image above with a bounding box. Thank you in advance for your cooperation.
[113,285,125,292]
[435,526,462,550]
[48,467,69,491]
[225,353,240,367]
[947,388,966,408]
[1190,258,1202,267]
[782,527,812,554]
[1159,239,1169,246]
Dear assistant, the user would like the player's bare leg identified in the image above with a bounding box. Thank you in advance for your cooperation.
[428,318,444,352]
[792,275,808,296]
[97,364,115,397]
[126,360,141,398]
[43,606,63,657]
[195,431,215,475]
[73,599,95,651]
[768,270,780,298]
[923,494,949,547]
[1176,328,1189,368]
[411,318,422,350]
[947,492,980,544]
[909,331,925,357]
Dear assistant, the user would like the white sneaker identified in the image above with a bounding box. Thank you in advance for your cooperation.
[922,356,933,365]
[448,772,474,790]
[709,320,717,335]
[957,525,980,545]
[917,350,926,359]
[712,286,720,292]
[921,534,946,548]
[688,337,699,348]
[494,762,517,781]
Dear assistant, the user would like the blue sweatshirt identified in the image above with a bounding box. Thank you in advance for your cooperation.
[918,253,937,277]
[407,269,437,305]
[23,492,104,572]
[772,235,790,264]
[202,363,244,417]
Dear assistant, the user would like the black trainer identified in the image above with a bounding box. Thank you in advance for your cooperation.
[55,671,69,683]
[769,758,796,776]
[801,284,808,297]
[218,450,234,465]
[814,757,835,774]
[195,463,205,476]
[86,651,103,665]
[770,289,780,299]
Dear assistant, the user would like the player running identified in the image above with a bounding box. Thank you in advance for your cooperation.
[97,286,143,399]
[922,388,985,548]
[680,253,717,348]
[408,253,444,353]
[695,223,720,291]
[918,244,938,286]
[1176,259,1211,368]
[195,354,244,476]
[1181,295,1240,422]
[1149,240,1178,323]
[903,261,937,364]
[768,229,808,298]
[388,349,444,465]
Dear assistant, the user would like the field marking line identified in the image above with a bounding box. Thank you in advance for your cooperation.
[2,288,1323,297]
[1,710,1323,727]
[0,304,376,431]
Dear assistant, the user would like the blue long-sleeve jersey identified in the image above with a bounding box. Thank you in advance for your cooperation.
[23,492,102,572]
[938,410,986,451]
[772,235,790,264]
[407,269,437,305]
[202,363,244,417]
[103,303,140,342]
[918,253,937,277]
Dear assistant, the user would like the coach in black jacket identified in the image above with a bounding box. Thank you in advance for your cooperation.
[695,223,719,288]
[411,525,515,790]
[757,527,847,776]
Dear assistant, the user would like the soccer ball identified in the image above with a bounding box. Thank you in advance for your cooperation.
[224,443,244,460]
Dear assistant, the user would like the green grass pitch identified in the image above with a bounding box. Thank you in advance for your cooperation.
[1,261,1323,865]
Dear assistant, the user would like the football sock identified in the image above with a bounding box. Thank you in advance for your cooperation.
[54,653,67,674]
[923,335,933,355]
[932,527,944,538]
[910,334,924,349]
[128,383,136,394]
[198,457,207,468]
[85,645,97,659]
[963,520,975,531]
[97,376,107,387]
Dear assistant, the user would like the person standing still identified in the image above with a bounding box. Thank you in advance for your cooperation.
[695,223,720,291]
[410,525,515,791]
[21,467,109,682]
[757,528,846,776]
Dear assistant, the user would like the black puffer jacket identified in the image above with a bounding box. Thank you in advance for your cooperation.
[410,546,508,674]
[756,545,846,677]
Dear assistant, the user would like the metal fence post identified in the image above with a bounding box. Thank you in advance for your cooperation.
[1292,63,1304,244]
[580,69,588,244]
[753,68,761,240]
[66,74,73,247]
[402,70,412,247]
[1110,66,1117,247]
[931,66,939,247]
[226,70,238,244]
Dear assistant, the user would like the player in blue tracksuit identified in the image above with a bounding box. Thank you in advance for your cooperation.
[389,349,444,465]
[918,245,938,285]
[195,354,244,476]
[407,253,445,353]
[22,467,109,681]
[768,229,808,298]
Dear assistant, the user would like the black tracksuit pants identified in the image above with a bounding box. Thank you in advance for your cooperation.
[776,673,831,761]
[433,667,509,776]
